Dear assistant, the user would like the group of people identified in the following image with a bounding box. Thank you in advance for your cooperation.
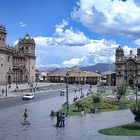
[56,112,65,127]
[23,109,66,127]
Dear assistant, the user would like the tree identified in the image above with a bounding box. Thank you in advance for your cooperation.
[116,86,126,101]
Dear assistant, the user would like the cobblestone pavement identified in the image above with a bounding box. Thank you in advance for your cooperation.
[0,83,139,140]
[0,88,139,140]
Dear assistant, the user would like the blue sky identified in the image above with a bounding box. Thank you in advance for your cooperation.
[1,0,140,68]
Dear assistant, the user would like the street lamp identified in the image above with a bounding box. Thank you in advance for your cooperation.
[66,72,69,117]
[5,74,7,96]
[16,68,17,88]
[79,71,83,98]
[135,80,138,105]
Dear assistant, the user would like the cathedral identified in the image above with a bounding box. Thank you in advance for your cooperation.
[0,25,36,85]
[115,46,140,86]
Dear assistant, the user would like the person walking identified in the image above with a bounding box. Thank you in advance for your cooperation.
[81,108,86,116]
[56,112,60,127]
[60,113,65,127]
[2,89,4,94]
[23,109,30,125]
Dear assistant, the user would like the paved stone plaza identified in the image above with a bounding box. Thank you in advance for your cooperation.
[0,86,139,140]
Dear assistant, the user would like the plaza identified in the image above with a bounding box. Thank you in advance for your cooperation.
[0,82,139,140]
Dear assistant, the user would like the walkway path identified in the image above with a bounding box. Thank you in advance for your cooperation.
[0,83,139,140]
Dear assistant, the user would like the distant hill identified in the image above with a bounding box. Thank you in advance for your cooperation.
[51,67,71,73]
[37,63,115,73]
[80,63,115,73]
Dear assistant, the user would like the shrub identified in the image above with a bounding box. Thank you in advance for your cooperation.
[116,86,127,101]
[100,102,112,109]
[131,104,140,122]
[92,95,101,103]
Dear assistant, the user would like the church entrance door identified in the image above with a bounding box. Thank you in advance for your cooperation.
[129,79,133,86]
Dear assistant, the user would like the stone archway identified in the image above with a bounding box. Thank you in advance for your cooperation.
[8,75,11,84]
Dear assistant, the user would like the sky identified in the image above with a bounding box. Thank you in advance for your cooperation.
[1,0,140,69]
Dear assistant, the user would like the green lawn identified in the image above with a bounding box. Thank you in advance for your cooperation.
[99,123,140,136]
[58,94,134,116]
[57,87,137,116]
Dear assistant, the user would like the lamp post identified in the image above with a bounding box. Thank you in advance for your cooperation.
[135,80,138,105]
[79,71,83,98]
[5,74,7,96]
[16,68,17,88]
[79,71,81,92]
[80,78,83,97]
[66,72,69,117]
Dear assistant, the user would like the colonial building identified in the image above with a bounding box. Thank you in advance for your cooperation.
[115,46,140,86]
[101,71,116,86]
[48,68,102,85]
[0,25,36,85]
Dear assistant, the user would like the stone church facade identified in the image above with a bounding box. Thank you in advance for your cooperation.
[115,46,140,86]
[0,25,36,85]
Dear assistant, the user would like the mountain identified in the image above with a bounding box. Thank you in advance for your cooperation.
[37,63,115,73]
[51,67,71,73]
[37,67,59,72]
[80,63,115,73]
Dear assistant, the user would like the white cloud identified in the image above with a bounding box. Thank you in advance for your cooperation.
[34,20,90,47]
[72,0,140,38]
[62,40,118,67]
[34,37,53,46]
[36,64,60,69]
[15,20,134,68]
[63,57,82,67]
[19,22,26,27]
[34,20,136,67]
[135,39,140,47]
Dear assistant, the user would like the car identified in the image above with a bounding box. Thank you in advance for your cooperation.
[22,93,35,100]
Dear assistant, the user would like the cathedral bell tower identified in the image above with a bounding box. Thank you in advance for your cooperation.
[0,25,7,47]
[16,34,36,83]
[115,46,125,86]
[115,45,124,62]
